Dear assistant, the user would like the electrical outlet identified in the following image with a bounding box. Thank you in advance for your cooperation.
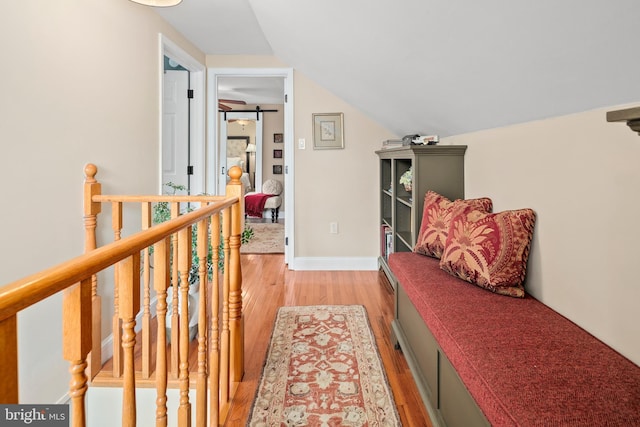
[329,222,338,234]
[298,138,306,149]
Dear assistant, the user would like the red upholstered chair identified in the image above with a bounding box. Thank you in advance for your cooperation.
[245,179,282,222]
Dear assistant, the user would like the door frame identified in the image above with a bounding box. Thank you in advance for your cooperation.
[159,34,206,195]
[207,67,295,267]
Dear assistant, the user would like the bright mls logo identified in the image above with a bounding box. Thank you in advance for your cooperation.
[0,405,68,426]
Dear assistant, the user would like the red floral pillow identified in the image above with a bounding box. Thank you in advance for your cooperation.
[439,208,537,298]
[414,191,493,259]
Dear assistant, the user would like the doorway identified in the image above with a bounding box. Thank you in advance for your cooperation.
[160,34,205,196]
[162,64,189,192]
[207,68,295,267]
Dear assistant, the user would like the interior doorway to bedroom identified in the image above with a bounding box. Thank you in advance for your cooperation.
[209,67,294,267]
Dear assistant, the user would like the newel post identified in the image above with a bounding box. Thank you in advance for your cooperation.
[83,164,102,380]
[226,166,244,382]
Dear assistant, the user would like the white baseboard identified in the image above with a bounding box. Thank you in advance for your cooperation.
[88,387,198,426]
[56,393,71,405]
[292,257,378,271]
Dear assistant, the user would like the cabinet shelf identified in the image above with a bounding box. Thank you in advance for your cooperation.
[376,145,467,288]
[396,196,413,207]
[396,231,413,251]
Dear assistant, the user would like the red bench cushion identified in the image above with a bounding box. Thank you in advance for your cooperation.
[389,252,640,426]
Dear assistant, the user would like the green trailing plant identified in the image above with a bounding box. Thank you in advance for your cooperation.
[153,182,254,284]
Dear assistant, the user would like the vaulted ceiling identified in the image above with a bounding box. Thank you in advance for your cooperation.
[156,0,640,137]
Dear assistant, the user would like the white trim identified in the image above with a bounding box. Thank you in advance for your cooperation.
[207,68,295,267]
[283,72,294,268]
[159,34,206,195]
[292,257,379,271]
[56,393,71,405]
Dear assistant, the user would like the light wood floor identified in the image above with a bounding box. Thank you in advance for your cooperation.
[225,254,432,426]
[97,254,432,426]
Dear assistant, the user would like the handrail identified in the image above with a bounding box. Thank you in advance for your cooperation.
[0,163,246,426]
[93,194,229,203]
[0,198,236,322]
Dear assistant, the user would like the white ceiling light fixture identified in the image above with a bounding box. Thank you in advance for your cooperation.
[129,0,182,7]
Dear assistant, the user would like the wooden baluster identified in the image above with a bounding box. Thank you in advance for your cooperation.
[177,227,192,427]
[154,237,170,427]
[170,202,180,379]
[209,213,221,427]
[63,277,91,427]
[141,202,152,379]
[83,163,102,380]
[118,254,141,427]
[0,315,18,403]
[220,207,231,405]
[227,167,244,382]
[196,217,209,426]
[112,201,123,378]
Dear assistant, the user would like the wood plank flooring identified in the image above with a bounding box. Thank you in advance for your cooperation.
[225,254,432,426]
[95,254,432,426]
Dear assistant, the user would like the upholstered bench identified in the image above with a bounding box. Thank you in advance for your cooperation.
[245,179,282,222]
[390,252,640,426]
[387,191,640,426]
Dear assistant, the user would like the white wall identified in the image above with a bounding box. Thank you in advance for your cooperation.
[293,73,396,263]
[0,1,204,403]
[442,103,640,365]
[206,55,398,268]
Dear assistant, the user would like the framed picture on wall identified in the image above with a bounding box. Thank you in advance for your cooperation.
[312,113,344,149]
[273,165,283,174]
[274,133,283,143]
[273,149,283,159]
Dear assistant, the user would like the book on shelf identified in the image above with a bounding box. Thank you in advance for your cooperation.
[381,224,393,259]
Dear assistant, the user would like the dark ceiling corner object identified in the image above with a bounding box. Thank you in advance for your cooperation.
[607,106,640,135]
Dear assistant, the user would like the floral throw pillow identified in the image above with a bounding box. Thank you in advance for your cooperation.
[439,208,537,298]
[414,191,493,259]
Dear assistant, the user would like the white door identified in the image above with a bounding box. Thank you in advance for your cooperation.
[162,70,190,193]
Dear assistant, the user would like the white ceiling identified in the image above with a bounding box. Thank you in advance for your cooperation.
[156,0,640,137]
[218,76,284,105]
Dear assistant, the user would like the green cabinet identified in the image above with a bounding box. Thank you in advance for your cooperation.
[376,145,467,287]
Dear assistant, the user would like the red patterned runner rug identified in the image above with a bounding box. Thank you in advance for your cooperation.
[247,305,401,426]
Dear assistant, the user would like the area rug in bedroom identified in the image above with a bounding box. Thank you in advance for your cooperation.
[247,305,400,426]
[241,222,284,254]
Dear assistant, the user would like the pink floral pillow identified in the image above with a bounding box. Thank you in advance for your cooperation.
[439,208,537,298]
[414,191,493,259]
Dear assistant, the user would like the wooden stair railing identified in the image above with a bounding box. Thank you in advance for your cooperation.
[0,163,246,427]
